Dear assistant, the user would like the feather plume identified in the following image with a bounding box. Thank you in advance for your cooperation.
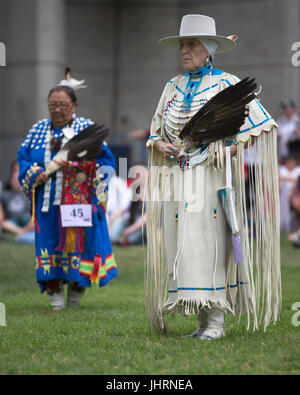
[227,35,238,42]
[59,67,87,90]
[179,77,257,148]
[65,67,71,80]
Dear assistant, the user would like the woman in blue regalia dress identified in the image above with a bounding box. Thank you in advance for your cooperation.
[17,84,117,311]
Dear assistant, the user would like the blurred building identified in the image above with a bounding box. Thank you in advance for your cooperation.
[0,0,299,180]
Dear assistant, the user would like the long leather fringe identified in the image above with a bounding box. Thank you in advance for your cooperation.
[234,128,281,331]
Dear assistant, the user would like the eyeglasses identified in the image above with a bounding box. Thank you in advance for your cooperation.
[48,102,72,111]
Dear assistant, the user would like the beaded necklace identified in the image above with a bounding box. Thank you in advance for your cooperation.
[183,63,213,110]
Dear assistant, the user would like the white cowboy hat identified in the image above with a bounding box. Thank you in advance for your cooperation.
[159,14,236,54]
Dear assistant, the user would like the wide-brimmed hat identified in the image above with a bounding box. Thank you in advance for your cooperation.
[159,14,236,54]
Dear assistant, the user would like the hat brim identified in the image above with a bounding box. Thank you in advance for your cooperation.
[159,35,236,54]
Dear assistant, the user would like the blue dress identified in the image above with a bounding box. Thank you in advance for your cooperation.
[17,116,117,292]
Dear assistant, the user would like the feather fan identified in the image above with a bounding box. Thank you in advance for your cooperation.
[179,77,257,148]
[44,123,109,176]
[63,123,109,160]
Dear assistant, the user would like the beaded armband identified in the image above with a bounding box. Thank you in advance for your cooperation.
[21,165,44,197]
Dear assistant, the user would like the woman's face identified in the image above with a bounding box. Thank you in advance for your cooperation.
[179,38,209,71]
[48,90,77,128]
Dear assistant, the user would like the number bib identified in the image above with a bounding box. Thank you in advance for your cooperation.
[60,204,92,227]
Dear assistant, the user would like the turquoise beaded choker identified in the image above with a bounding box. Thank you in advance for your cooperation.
[188,63,212,79]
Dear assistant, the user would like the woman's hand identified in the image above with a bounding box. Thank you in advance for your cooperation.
[154,140,180,160]
[35,171,50,185]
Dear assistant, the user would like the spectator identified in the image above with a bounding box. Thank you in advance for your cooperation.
[287,122,300,159]
[106,174,132,243]
[277,100,299,161]
[128,128,150,163]
[287,174,300,246]
[0,161,35,243]
[119,163,147,245]
[279,156,300,233]
[128,128,150,141]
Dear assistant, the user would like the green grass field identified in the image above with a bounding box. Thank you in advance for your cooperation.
[0,236,299,375]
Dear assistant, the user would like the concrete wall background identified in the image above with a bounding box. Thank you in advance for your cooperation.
[0,0,299,180]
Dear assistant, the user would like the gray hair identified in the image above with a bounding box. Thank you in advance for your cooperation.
[198,38,218,59]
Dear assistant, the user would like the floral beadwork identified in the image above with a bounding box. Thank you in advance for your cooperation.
[61,161,96,205]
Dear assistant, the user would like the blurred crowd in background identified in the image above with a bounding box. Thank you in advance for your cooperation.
[277,100,300,246]
[1,103,300,248]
